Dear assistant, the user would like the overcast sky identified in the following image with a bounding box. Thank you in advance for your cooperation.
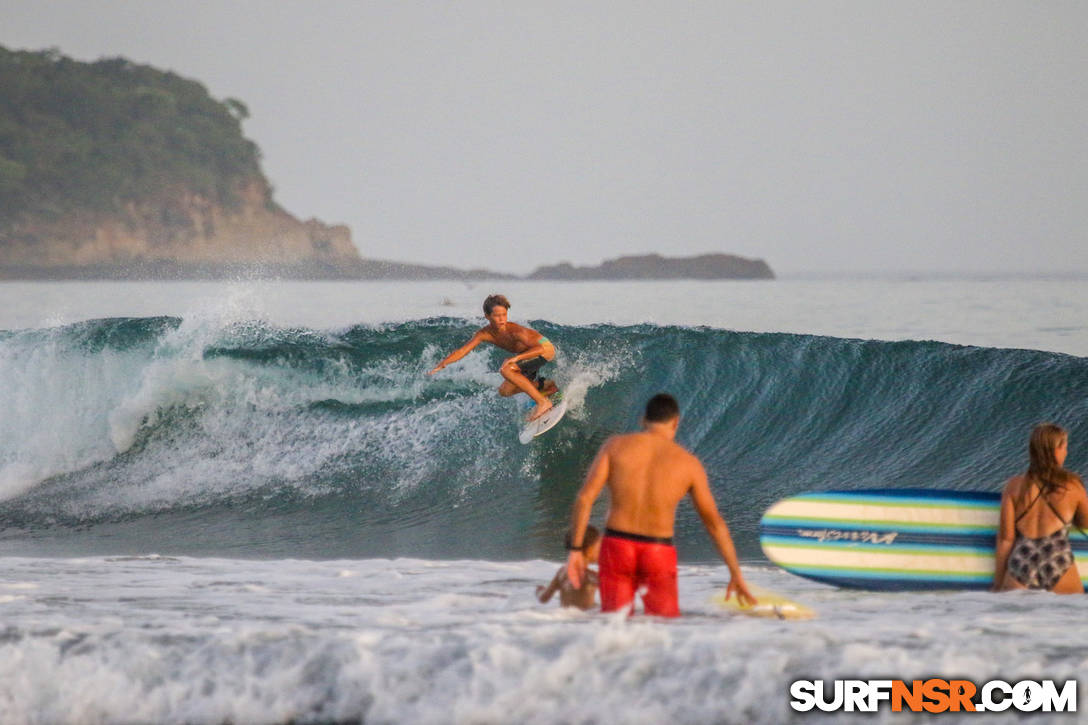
[3,2,1086,276]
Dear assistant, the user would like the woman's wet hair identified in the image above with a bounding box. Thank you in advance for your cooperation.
[483,294,511,315]
[644,393,680,423]
[1028,422,1075,492]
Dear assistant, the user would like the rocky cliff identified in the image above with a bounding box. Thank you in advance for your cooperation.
[0,179,364,278]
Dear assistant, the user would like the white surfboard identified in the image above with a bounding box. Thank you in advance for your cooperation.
[712,584,816,620]
[518,392,568,444]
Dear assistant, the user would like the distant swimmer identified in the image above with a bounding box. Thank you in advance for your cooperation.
[537,525,602,610]
[992,423,1088,594]
[428,294,558,421]
[565,393,755,616]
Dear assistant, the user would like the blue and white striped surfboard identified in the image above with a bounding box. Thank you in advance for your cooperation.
[760,489,1088,591]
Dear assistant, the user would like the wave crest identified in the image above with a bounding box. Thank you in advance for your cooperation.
[2,317,1086,558]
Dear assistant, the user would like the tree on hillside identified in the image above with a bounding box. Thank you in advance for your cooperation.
[0,46,268,227]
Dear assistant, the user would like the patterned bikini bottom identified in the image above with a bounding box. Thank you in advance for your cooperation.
[1007,528,1074,590]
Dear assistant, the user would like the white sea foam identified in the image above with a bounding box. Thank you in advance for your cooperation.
[556,340,631,420]
[0,327,150,501]
[0,556,1080,724]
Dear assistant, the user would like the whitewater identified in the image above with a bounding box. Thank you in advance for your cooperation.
[2,278,1087,724]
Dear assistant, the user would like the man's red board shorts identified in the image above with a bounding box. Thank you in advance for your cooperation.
[599,528,679,617]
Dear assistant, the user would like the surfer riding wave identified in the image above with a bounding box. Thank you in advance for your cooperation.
[428,294,558,421]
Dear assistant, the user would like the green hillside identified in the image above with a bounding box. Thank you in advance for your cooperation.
[0,46,266,226]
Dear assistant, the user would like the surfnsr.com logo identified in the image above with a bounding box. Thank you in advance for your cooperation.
[790,679,1076,713]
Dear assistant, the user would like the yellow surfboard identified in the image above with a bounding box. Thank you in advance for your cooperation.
[713,584,816,620]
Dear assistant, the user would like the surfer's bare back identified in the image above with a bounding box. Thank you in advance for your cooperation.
[428,294,558,420]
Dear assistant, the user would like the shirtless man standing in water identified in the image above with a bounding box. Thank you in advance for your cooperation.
[565,393,755,616]
[428,294,557,420]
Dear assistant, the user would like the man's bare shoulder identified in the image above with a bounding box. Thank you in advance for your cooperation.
[603,431,650,448]
[674,442,705,472]
[599,433,632,452]
[606,433,701,463]
[596,432,650,460]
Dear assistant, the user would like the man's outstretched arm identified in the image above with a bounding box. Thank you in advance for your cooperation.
[566,442,611,588]
[689,463,756,606]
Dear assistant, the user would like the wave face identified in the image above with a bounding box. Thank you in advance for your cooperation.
[2,317,1087,560]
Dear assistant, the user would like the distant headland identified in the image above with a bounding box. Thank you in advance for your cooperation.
[528,253,773,280]
[0,46,773,282]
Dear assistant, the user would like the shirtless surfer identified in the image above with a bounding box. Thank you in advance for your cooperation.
[428,294,558,420]
[565,393,755,616]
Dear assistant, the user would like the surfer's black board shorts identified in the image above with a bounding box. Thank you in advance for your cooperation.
[516,356,548,384]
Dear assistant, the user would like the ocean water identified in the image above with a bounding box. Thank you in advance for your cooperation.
[1,278,1087,724]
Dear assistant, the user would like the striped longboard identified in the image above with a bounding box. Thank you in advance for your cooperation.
[760,489,1088,591]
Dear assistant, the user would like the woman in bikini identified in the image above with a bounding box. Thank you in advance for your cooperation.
[992,423,1088,593]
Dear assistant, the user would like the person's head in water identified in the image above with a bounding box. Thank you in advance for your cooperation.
[565,524,602,563]
[1028,423,1071,490]
[644,393,680,424]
